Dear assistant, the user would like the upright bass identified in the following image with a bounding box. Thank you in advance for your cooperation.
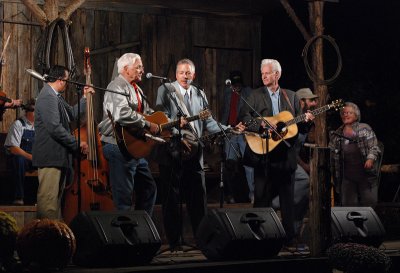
[63,47,114,224]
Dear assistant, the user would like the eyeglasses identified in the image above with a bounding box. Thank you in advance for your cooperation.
[341,111,355,115]
[134,65,144,71]
[262,71,276,76]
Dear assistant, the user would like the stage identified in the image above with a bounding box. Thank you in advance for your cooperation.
[59,240,400,273]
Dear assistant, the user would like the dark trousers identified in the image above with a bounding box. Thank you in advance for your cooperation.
[159,157,207,248]
[12,155,34,200]
[253,165,295,242]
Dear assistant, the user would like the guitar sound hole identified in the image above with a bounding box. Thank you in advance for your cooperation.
[271,122,287,141]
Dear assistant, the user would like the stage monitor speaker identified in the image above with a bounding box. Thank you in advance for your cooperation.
[195,207,286,260]
[331,207,386,247]
[69,210,161,267]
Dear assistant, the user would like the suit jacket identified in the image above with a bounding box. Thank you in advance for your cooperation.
[238,86,301,171]
[32,83,86,168]
[98,75,153,144]
[155,81,226,166]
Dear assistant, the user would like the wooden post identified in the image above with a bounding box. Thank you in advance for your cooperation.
[280,0,332,256]
[309,146,331,256]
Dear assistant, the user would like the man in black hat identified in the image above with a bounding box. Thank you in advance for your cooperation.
[272,87,318,247]
[221,70,254,203]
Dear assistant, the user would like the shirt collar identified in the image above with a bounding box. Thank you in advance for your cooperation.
[48,83,60,96]
[267,86,280,97]
[177,83,192,97]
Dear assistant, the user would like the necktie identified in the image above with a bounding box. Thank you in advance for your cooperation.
[132,83,142,113]
[184,91,191,112]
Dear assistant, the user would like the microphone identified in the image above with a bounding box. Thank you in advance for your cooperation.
[26,69,48,82]
[144,133,166,143]
[225,79,232,86]
[146,73,167,80]
[330,131,357,142]
[303,143,317,148]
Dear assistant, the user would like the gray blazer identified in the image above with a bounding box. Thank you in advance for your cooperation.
[98,75,153,145]
[32,83,86,168]
[155,81,226,166]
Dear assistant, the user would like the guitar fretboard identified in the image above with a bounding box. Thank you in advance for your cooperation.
[287,104,334,126]
[160,113,206,131]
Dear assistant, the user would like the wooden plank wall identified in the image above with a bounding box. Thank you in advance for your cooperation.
[0,2,261,132]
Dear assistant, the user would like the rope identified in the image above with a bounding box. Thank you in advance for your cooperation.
[302,35,342,85]
[35,19,77,79]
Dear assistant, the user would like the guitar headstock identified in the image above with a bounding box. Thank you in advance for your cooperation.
[199,109,211,120]
[329,99,345,111]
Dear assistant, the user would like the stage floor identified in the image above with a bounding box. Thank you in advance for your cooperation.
[60,240,400,273]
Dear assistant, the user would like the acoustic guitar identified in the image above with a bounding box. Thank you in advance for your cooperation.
[245,99,344,154]
[109,110,211,159]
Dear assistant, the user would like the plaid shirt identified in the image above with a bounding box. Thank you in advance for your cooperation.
[329,122,381,192]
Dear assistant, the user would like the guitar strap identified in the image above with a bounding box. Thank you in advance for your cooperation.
[281,88,295,113]
[170,83,198,134]
[172,84,191,117]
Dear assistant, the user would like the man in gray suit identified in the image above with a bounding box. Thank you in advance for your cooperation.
[238,59,313,246]
[156,58,243,250]
[32,65,92,219]
[98,53,158,215]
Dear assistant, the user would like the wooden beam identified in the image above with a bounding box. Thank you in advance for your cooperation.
[43,0,58,22]
[21,0,47,27]
[90,41,140,56]
[59,0,86,21]
[279,0,311,41]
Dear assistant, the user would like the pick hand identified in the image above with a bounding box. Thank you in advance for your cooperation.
[234,122,246,132]
[80,141,89,154]
[83,86,95,96]
[149,122,160,135]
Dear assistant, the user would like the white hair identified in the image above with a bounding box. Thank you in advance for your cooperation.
[176,58,196,74]
[341,102,361,122]
[260,59,282,74]
[117,53,141,74]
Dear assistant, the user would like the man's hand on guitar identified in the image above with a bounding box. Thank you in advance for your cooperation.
[80,141,89,155]
[5,99,22,108]
[234,122,246,132]
[180,117,188,128]
[304,111,315,122]
[148,122,160,135]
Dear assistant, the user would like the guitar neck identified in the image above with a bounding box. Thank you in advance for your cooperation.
[160,114,201,131]
[288,104,333,126]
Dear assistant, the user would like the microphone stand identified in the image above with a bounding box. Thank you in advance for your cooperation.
[28,70,128,217]
[193,84,241,208]
[231,88,290,207]
[158,79,196,253]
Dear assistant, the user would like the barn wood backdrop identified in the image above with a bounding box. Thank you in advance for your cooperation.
[0,0,269,131]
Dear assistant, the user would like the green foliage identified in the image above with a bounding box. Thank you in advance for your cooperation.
[0,211,18,266]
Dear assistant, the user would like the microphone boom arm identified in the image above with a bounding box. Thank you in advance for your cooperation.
[26,68,129,97]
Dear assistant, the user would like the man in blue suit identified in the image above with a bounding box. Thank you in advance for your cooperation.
[156,59,243,250]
